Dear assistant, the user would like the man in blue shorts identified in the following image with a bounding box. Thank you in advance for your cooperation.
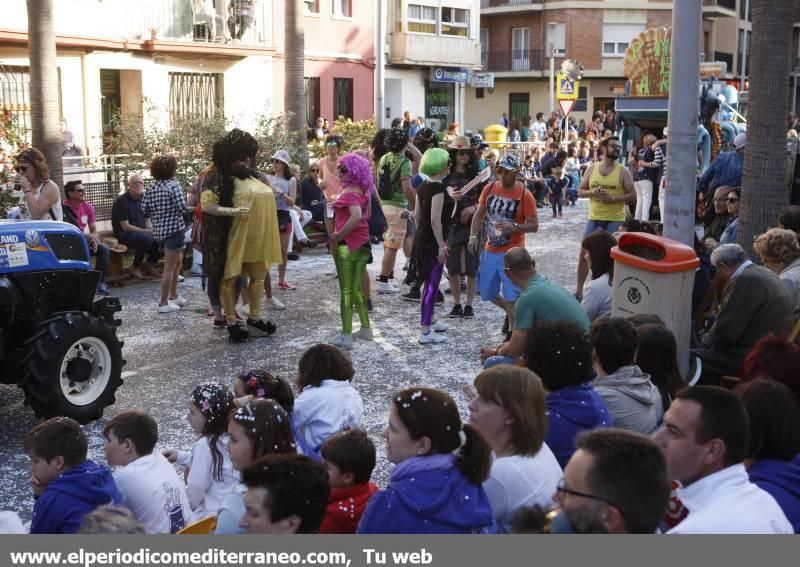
[468,154,538,330]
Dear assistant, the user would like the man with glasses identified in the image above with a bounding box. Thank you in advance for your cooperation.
[112,174,160,280]
[63,180,110,295]
[299,163,325,224]
[692,244,793,383]
[551,428,670,534]
[469,155,538,333]
[701,185,733,249]
[575,136,636,299]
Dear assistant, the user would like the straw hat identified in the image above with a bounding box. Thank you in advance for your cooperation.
[448,136,472,150]
[101,237,128,253]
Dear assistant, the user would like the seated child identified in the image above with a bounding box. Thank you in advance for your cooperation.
[25,417,122,534]
[233,368,295,413]
[104,409,191,534]
[319,429,378,534]
[165,383,239,521]
[293,345,364,459]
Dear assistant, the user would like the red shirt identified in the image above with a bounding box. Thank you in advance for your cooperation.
[320,482,378,534]
[333,190,370,251]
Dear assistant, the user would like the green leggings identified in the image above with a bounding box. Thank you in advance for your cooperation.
[334,243,371,335]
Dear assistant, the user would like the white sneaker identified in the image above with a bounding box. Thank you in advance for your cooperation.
[158,303,180,314]
[177,275,185,283]
[266,296,286,310]
[330,334,354,349]
[418,330,446,344]
[353,327,374,341]
[169,295,188,307]
[430,319,449,333]
[377,281,400,294]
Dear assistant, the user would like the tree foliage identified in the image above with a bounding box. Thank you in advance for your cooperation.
[0,110,26,217]
[308,116,378,160]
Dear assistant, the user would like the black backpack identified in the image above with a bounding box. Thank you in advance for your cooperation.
[378,155,400,201]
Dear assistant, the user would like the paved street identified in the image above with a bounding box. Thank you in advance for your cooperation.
[0,200,589,523]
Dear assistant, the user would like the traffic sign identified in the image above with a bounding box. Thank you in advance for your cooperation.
[557,73,578,100]
[558,99,576,117]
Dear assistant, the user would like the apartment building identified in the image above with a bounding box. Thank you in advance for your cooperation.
[384,0,483,131]
[469,0,673,132]
[470,0,800,132]
[0,0,375,155]
[279,0,375,126]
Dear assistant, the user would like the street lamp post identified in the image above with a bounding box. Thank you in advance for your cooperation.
[548,22,556,115]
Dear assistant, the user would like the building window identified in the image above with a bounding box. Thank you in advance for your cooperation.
[441,7,469,37]
[574,86,588,112]
[548,22,566,56]
[408,4,436,34]
[602,23,645,57]
[333,78,354,120]
[332,0,352,18]
[0,65,63,144]
[304,77,320,128]
[168,72,224,125]
[511,27,530,71]
[304,0,319,14]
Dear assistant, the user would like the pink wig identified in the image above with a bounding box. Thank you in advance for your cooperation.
[338,152,374,196]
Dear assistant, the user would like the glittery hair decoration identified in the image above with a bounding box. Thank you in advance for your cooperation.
[191,382,234,421]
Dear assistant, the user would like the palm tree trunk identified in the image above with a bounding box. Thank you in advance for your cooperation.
[26,0,63,190]
[738,0,796,251]
[284,0,308,166]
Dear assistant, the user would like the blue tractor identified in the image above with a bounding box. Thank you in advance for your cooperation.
[0,220,124,423]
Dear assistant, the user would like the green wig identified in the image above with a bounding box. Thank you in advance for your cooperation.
[419,148,450,178]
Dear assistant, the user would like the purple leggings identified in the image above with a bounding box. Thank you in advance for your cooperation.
[420,256,444,326]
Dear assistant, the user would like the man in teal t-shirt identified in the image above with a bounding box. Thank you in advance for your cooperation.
[480,247,590,368]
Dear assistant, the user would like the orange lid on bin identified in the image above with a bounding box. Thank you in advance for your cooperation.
[610,232,700,273]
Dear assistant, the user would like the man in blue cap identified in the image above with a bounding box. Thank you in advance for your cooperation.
[468,154,538,334]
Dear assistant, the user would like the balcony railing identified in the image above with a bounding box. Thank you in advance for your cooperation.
[481,0,540,7]
[6,0,271,46]
[482,49,543,72]
[124,0,272,45]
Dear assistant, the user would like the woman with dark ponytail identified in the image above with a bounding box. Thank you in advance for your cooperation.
[357,388,494,533]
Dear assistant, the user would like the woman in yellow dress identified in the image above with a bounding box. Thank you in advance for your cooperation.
[201,129,282,343]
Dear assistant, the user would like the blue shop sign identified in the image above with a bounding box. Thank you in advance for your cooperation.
[430,67,469,84]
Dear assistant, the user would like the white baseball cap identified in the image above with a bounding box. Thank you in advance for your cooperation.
[734,133,746,149]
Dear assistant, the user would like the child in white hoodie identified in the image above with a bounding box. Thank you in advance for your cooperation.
[164,383,239,520]
[293,344,364,459]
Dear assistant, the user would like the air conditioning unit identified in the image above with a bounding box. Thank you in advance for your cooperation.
[554,48,566,57]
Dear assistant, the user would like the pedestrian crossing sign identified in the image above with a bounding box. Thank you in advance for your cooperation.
[557,74,578,100]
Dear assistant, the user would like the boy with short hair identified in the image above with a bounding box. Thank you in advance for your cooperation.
[103,409,191,534]
[319,429,378,534]
[24,417,122,534]
[239,454,330,534]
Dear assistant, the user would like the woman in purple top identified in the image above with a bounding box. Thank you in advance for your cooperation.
[329,153,373,350]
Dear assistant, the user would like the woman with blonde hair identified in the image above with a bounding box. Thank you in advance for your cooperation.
[754,227,800,318]
[13,147,62,221]
[467,365,562,533]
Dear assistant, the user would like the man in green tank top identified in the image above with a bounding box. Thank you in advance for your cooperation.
[575,136,636,299]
